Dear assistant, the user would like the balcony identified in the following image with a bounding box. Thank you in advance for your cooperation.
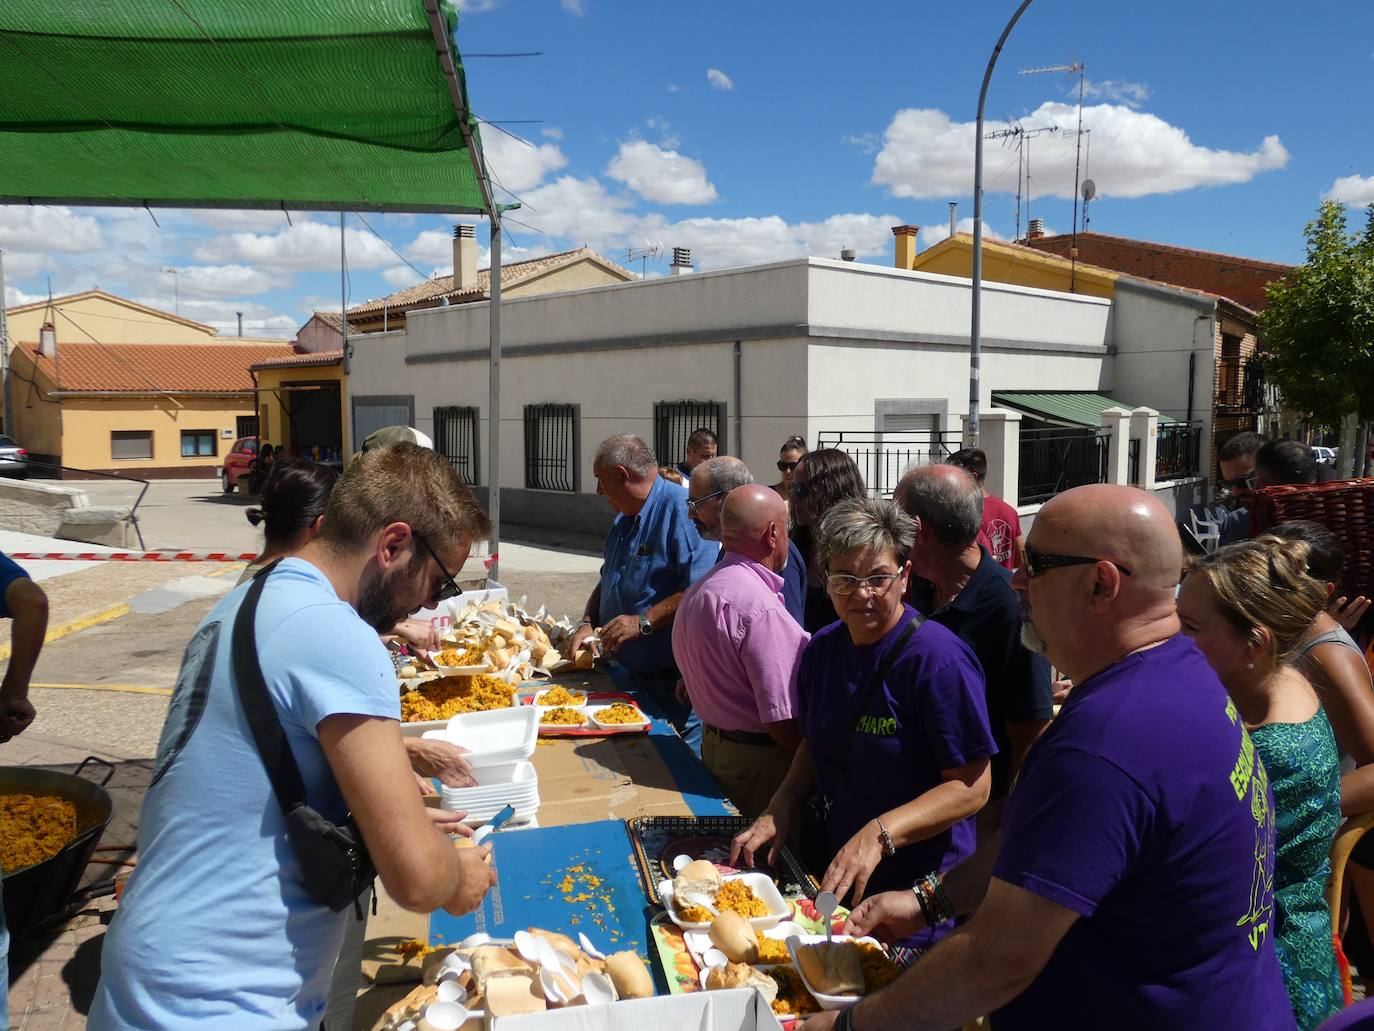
[1216,355,1264,414]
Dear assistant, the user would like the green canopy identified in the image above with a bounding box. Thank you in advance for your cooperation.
[0,0,494,213]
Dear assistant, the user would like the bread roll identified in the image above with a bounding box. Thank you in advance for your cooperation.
[605,951,653,999]
[485,974,546,1017]
[795,941,864,996]
[708,912,759,964]
[471,945,532,983]
[673,859,722,908]
[573,648,595,670]
[704,962,778,1005]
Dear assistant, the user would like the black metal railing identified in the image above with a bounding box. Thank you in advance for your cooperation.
[523,403,579,492]
[1216,355,1266,413]
[1018,428,1109,505]
[236,415,259,439]
[654,399,726,466]
[433,405,480,486]
[1155,421,1203,481]
[1128,438,1140,485]
[816,430,961,498]
[23,459,149,549]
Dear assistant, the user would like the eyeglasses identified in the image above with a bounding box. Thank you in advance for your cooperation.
[826,572,903,596]
[1022,544,1133,579]
[777,460,800,472]
[1221,474,1257,491]
[414,531,462,603]
[686,489,728,514]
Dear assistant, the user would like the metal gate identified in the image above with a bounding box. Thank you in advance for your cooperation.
[433,406,480,485]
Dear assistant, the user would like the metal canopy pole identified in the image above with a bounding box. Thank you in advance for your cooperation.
[487,219,501,584]
[969,0,1034,448]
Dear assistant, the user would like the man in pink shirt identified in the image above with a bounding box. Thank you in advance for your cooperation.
[947,447,1021,570]
[672,485,809,817]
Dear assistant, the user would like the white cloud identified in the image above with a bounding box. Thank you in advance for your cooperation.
[518,176,644,244]
[1324,174,1374,207]
[382,266,427,290]
[842,132,882,155]
[0,206,103,253]
[482,131,568,194]
[164,264,274,299]
[131,296,300,338]
[182,209,299,232]
[540,127,564,140]
[706,68,734,91]
[561,0,585,12]
[606,141,718,205]
[872,102,1288,200]
[192,221,396,271]
[455,0,501,11]
[667,83,682,93]
[1080,79,1150,108]
[404,229,457,266]
[918,218,1005,248]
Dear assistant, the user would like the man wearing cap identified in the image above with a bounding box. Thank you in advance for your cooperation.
[361,425,434,453]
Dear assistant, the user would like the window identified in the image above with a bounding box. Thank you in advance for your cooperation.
[181,430,217,458]
[111,430,153,461]
[434,406,481,485]
[653,399,726,466]
[237,415,259,439]
[524,403,579,492]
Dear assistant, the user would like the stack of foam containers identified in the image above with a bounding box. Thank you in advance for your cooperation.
[430,706,540,825]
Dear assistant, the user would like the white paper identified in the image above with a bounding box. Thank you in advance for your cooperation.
[491,988,783,1030]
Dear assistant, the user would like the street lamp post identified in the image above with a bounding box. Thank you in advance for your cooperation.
[163,266,180,316]
[968,0,1034,448]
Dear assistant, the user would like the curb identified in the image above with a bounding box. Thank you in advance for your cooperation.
[0,601,131,662]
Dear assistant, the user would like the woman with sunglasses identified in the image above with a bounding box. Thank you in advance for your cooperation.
[769,435,807,504]
[791,448,867,632]
[1177,534,1340,1030]
[731,497,994,947]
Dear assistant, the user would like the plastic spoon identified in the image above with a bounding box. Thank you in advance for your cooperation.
[671,854,693,873]
[815,891,839,944]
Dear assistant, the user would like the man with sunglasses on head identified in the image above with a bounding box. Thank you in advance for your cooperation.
[567,435,718,755]
[93,444,498,1030]
[829,484,1289,1031]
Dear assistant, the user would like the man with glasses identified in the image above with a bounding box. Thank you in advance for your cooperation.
[835,484,1288,1030]
[567,435,718,754]
[1217,430,1265,544]
[93,444,498,1030]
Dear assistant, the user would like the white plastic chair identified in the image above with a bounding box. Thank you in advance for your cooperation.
[1190,510,1221,553]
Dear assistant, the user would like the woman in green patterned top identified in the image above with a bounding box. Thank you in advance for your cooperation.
[1178,533,1341,1030]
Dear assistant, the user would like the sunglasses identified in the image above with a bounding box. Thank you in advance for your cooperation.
[1221,474,1257,491]
[686,489,728,514]
[414,531,462,603]
[826,572,902,596]
[777,460,799,472]
[1022,544,1133,579]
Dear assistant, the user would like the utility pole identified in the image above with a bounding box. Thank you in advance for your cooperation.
[0,250,11,436]
[163,266,180,316]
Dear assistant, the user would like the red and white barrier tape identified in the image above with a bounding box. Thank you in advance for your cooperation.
[8,551,258,563]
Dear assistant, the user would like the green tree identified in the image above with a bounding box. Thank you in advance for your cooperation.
[1260,201,1374,428]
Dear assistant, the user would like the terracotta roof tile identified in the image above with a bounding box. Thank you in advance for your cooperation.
[251,349,344,371]
[18,341,297,393]
[347,247,632,318]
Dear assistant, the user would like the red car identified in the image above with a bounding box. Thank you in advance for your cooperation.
[221,436,259,492]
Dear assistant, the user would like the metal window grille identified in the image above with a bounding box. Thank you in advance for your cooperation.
[433,405,480,485]
[1018,427,1110,505]
[815,429,962,498]
[236,415,259,439]
[524,403,579,492]
[654,400,726,467]
[1128,438,1141,485]
[1155,422,1203,482]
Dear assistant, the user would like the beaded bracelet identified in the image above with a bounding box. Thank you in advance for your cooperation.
[922,872,955,924]
[911,881,935,926]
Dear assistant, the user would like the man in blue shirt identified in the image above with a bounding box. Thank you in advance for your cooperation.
[567,435,718,753]
[0,554,50,1029]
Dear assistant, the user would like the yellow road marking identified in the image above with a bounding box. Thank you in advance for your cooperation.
[29,682,172,696]
[0,602,132,662]
[206,563,247,579]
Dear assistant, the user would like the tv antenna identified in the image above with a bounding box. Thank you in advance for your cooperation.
[625,240,663,280]
[1020,61,1088,285]
[985,122,1058,241]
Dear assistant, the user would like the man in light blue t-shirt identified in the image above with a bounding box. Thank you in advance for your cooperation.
[91,445,498,1030]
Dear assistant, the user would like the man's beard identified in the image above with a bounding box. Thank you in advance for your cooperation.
[359,568,414,633]
[1019,599,1048,655]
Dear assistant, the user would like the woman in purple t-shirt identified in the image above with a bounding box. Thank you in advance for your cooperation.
[732,497,996,944]
[1179,534,1342,1030]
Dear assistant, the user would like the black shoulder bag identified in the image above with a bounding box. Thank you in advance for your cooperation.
[232,563,376,914]
[798,613,925,875]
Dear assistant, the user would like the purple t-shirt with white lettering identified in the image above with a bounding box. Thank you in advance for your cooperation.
[991,634,1292,1030]
[798,605,995,900]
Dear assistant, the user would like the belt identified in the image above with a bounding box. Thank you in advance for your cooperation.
[704,724,775,747]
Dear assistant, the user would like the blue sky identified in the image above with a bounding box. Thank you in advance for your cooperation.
[2,0,1371,338]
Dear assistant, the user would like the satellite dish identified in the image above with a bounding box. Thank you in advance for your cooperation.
[1081,178,1097,202]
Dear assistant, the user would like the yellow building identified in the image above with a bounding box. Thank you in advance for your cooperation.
[250,350,348,462]
[904,230,1120,299]
[11,337,294,477]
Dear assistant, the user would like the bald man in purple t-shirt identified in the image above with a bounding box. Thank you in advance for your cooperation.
[824,486,1292,1031]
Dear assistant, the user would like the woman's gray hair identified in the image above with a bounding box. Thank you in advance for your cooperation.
[593,434,658,479]
[815,496,916,570]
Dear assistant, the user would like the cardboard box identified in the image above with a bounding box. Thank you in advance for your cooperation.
[493,988,784,1030]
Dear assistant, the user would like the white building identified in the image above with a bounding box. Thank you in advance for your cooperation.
[347,256,1213,534]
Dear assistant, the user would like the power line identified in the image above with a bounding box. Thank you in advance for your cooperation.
[350,212,433,283]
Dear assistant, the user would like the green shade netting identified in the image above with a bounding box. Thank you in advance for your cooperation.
[0,0,490,212]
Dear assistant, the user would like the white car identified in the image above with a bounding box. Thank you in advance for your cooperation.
[1312,446,1336,465]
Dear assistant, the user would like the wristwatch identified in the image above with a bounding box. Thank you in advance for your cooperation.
[638,613,654,637]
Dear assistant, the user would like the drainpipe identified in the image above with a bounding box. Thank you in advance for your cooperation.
[733,340,743,457]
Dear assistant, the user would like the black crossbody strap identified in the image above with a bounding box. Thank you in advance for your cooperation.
[231,561,309,815]
[826,613,925,789]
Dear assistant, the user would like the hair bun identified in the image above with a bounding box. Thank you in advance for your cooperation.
[245,507,265,526]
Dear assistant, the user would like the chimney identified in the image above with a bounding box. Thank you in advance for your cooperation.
[840,248,856,262]
[38,321,55,358]
[891,224,920,269]
[1027,218,1045,241]
[453,224,478,292]
[670,246,693,275]
[236,311,244,337]
[948,202,958,239]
